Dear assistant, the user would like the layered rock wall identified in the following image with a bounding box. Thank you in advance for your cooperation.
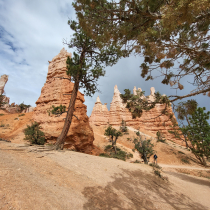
[90,85,180,142]
[33,48,94,153]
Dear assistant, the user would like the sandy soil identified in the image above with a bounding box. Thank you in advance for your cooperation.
[0,140,210,210]
[1,112,210,209]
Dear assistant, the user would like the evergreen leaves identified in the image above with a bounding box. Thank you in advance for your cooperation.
[73,0,210,101]
[120,88,170,119]
[66,20,121,96]
[24,122,45,145]
[181,107,210,166]
[133,131,154,164]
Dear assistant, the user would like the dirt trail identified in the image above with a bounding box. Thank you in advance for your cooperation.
[0,141,210,210]
[160,164,210,170]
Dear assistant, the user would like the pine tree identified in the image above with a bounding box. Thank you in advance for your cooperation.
[104,125,123,154]
[181,107,210,166]
[73,0,210,101]
[54,20,121,150]
[133,131,154,164]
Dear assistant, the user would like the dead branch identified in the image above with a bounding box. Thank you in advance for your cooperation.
[169,88,210,102]
[53,77,71,81]
[73,115,80,121]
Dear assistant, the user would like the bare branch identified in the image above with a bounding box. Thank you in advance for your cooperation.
[53,77,71,81]
[73,115,80,121]
[169,88,210,102]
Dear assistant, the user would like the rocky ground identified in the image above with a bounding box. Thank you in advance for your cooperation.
[0,111,210,209]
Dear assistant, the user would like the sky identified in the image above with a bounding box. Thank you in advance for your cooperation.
[0,0,209,120]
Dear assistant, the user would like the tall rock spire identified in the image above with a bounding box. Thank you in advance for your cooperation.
[33,48,94,153]
[0,75,8,95]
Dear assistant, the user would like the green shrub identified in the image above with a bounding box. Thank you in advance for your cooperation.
[18,114,25,117]
[112,150,127,161]
[14,118,18,120]
[104,145,112,150]
[156,131,166,143]
[126,153,133,159]
[24,122,45,145]
[99,153,110,158]
[149,163,162,169]
[102,145,132,161]
[120,120,128,133]
[178,151,185,154]
[0,114,4,116]
[154,169,162,177]
[0,123,5,127]
[181,158,190,164]
[133,160,141,163]
[18,102,31,113]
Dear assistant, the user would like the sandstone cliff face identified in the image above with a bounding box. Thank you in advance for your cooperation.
[33,48,94,153]
[90,85,180,143]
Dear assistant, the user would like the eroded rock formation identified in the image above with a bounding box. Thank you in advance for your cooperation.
[0,75,10,108]
[90,85,180,142]
[89,96,109,125]
[0,75,8,95]
[33,48,94,153]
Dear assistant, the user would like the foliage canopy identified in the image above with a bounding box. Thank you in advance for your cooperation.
[73,0,210,101]
[133,131,154,164]
[104,125,123,153]
[170,107,210,166]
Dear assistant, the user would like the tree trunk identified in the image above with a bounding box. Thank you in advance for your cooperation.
[54,79,79,150]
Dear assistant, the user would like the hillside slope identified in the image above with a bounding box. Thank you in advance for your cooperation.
[0,140,210,210]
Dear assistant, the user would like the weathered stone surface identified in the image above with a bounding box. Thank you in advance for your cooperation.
[0,75,10,108]
[32,48,94,153]
[0,75,8,95]
[89,96,109,126]
[90,85,180,143]
[22,107,35,113]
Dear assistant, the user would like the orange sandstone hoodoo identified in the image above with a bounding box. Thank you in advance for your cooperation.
[32,48,95,153]
[90,85,182,144]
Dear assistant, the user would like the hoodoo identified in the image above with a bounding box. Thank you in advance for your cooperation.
[33,48,95,153]
[90,85,180,142]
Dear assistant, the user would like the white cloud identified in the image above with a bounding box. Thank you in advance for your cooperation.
[0,0,75,106]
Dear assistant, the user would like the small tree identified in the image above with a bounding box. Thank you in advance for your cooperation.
[24,122,45,145]
[53,20,121,150]
[104,125,123,154]
[120,120,128,133]
[156,131,166,143]
[181,107,210,166]
[19,102,31,113]
[133,131,154,164]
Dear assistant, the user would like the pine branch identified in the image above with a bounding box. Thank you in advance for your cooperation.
[169,88,210,102]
